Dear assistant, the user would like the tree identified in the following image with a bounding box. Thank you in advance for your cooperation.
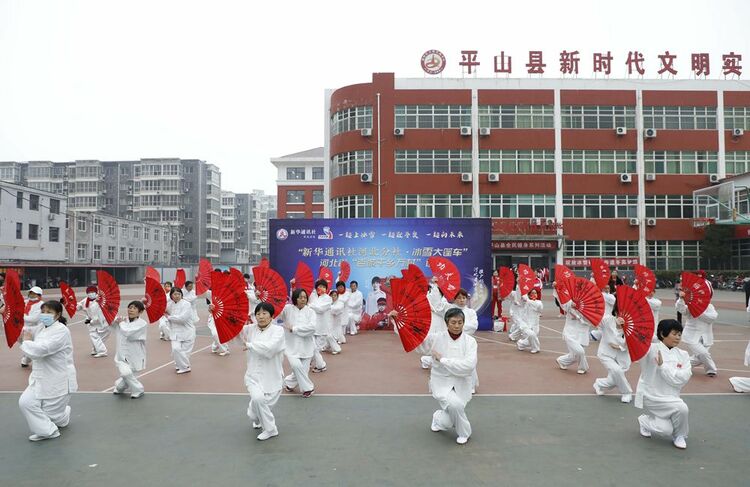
[700,224,733,270]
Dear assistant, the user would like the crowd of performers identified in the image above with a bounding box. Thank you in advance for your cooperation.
[1,260,749,448]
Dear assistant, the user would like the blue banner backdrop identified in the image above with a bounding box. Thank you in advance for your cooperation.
[269,218,493,330]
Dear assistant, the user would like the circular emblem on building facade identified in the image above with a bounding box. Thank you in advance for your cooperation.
[421,50,446,75]
[276,228,288,240]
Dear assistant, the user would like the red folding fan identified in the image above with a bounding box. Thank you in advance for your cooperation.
[401,264,429,294]
[195,258,213,295]
[555,264,575,281]
[174,268,186,289]
[210,271,249,343]
[318,266,333,290]
[2,270,24,348]
[59,281,78,318]
[634,264,656,295]
[146,266,160,283]
[427,256,461,301]
[144,277,167,324]
[680,272,711,318]
[517,264,536,296]
[96,270,120,325]
[616,285,655,362]
[293,261,314,295]
[560,276,605,326]
[498,267,515,299]
[338,261,351,283]
[259,257,270,268]
[253,265,288,318]
[590,258,611,289]
[390,277,432,352]
[554,264,576,304]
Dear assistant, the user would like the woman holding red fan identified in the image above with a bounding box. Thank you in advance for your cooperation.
[164,287,196,374]
[593,309,633,403]
[515,288,543,354]
[111,301,148,398]
[676,281,719,377]
[279,289,317,398]
[78,285,111,358]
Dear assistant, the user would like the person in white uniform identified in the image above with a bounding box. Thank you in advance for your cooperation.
[309,279,340,372]
[593,310,633,403]
[675,292,718,376]
[728,339,750,392]
[159,281,173,341]
[111,300,148,398]
[244,302,286,441]
[280,289,317,397]
[407,307,477,445]
[515,289,543,354]
[78,285,112,358]
[447,289,479,392]
[165,287,196,374]
[329,289,347,345]
[20,286,44,367]
[18,300,78,441]
[635,319,692,449]
[421,281,450,369]
[645,289,662,342]
[334,281,350,343]
[555,285,592,374]
[590,284,615,342]
[346,280,364,335]
[205,274,231,356]
[505,286,524,341]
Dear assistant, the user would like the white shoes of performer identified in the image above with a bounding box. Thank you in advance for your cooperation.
[29,431,60,442]
[673,436,687,449]
[257,429,278,441]
[176,367,191,374]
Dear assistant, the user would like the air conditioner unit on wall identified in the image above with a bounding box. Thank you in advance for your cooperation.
[461,173,472,182]
[479,127,491,136]
[629,218,639,226]
[646,173,656,181]
[394,128,405,136]
[529,218,542,226]
[620,173,632,183]
[646,218,657,226]
[709,174,720,184]
[644,128,657,138]
[460,126,472,136]
[487,173,499,182]
[545,218,555,226]
[616,127,627,135]
[360,173,372,183]
[732,128,744,137]
[360,128,372,137]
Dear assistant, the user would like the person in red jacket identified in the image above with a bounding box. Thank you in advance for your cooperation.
[360,297,393,330]
[491,270,501,320]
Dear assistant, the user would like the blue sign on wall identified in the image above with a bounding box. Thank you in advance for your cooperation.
[269,218,493,330]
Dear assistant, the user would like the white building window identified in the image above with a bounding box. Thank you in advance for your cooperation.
[286,190,305,204]
[49,227,60,242]
[643,106,716,130]
[331,150,372,177]
[77,243,88,259]
[286,212,305,219]
[645,195,694,219]
[561,105,636,129]
[562,150,636,174]
[28,224,39,240]
[331,195,373,218]
[331,106,372,135]
[395,150,472,173]
[481,150,554,174]
[395,194,472,218]
[480,194,555,218]
[725,107,750,131]
[93,245,101,260]
[286,167,305,180]
[479,105,554,129]
[563,195,638,218]
[77,217,87,232]
[644,151,717,174]
[647,240,701,271]
[395,105,470,129]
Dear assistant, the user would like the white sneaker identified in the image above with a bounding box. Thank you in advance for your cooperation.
[252,422,262,429]
[673,436,687,449]
[332,350,340,355]
[93,352,108,358]
[29,430,60,442]
[638,417,652,438]
[593,382,604,396]
[621,394,632,403]
[530,349,539,354]
[456,436,469,445]
[577,369,587,375]
[556,358,567,370]
[257,429,278,441]
[430,422,440,432]
[131,392,144,399]
[176,368,191,374]
[218,351,229,357]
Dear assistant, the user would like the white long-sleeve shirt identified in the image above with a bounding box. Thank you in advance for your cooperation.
[506,289,525,325]
[244,323,286,394]
[559,299,590,347]
[182,288,199,323]
[675,299,718,346]
[597,315,630,368]
[114,317,147,372]
[635,341,691,408]
[331,298,348,330]
[365,288,386,315]
[646,296,662,340]
[166,299,195,341]
[308,291,333,336]
[347,290,364,323]
[416,331,477,404]
[521,295,543,334]
[23,299,43,334]
[602,291,616,317]
[427,285,450,335]
[77,299,108,331]
[278,303,316,358]
[20,321,78,399]
[447,304,478,335]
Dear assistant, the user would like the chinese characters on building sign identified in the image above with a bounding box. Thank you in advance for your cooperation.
[422,50,743,78]
[563,258,639,267]
[491,240,557,251]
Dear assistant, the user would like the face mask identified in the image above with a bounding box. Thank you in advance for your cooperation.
[39,313,55,327]
[373,284,380,291]
[29,296,40,301]
[377,305,386,312]
[87,293,98,300]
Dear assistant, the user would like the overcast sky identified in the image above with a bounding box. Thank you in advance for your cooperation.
[1,0,749,194]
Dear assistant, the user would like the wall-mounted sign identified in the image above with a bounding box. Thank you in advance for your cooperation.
[421,50,447,75]
[492,240,557,251]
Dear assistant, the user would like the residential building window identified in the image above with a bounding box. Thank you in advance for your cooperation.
[331,150,373,177]
[312,190,324,203]
[120,247,126,260]
[395,150,472,173]
[77,243,88,260]
[77,217,87,232]
[121,223,128,237]
[128,247,134,261]
[479,105,554,129]
[49,198,60,214]
[480,150,555,174]
[286,212,305,219]
[645,195,694,219]
[561,105,636,129]
[286,167,305,180]
[286,190,305,204]
[93,244,101,260]
[725,107,750,131]
[108,246,116,261]
[331,195,373,218]
[644,151,717,174]
[725,151,750,175]
[144,249,150,261]
[563,194,638,218]
[29,194,39,211]
[562,150,637,174]
[108,222,116,237]
[479,194,555,218]
[154,250,160,262]
[154,229,160,241]
[16,191,23,209]
[643,106,716,130]
[312,167,324,180]
[647,240,701,271]
[49,227,60,242]
[133,226,140,239]
[396,194,472,218]
[144,227,150,240]
[94,218,101,234]
[395,105,470,129]
[312,212,325,218]
[566,240,639,260]
[28,224,39,240]
[16,222,22,239]
[331,105,372,136]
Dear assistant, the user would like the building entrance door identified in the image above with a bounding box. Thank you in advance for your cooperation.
[493,253,551,271]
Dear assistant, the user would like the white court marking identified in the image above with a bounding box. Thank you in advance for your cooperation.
[0,391,744,397]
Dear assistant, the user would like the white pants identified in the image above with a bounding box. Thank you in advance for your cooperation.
[590,327,602,341]
[347,315,360,335]
[247,385,281,433]
[686,339,717,375]
[432,389,471,439]
[171,336,195,370]
[284,356,314,392]
[331,323,345,344]
[158,319,171,340]
[558,335,589,372]
[114,360,144,396]
[595,356,632,394]
[312,335,339,369]
[89,326,111,354]
[516,326,540,353]
[729,376,750,392]
[19,387,71,437]
[638,396,689,439]
[508,319,521,340]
